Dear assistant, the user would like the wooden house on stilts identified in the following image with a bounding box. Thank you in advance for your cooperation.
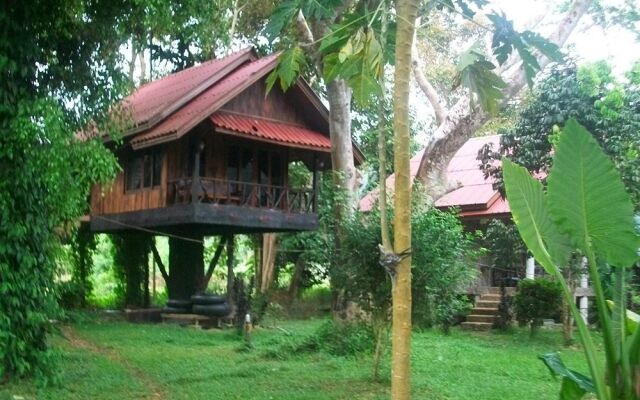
[87,48,363,309]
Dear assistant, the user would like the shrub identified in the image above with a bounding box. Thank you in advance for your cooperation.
[513,278,562,336]
[300,319,375,357]
[412,204,479,332]
[493,284,513,331]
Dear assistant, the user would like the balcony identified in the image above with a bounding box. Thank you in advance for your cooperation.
[167,177,317,214]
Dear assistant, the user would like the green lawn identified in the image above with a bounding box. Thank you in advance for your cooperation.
[1,316,599,400]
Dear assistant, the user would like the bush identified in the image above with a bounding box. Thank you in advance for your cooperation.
[513,278,562,336]
[300,319,375,357]
[57,280,85,310]
[412,205,479,332]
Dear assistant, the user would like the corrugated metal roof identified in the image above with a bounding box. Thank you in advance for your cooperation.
[124,49,252,131]
[130,53,280,148]
[359,135,511,219]
[211,112,331,151]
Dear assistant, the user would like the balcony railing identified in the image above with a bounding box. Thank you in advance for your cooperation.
[167,177,317,214]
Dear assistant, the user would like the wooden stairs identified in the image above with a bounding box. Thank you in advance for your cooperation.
[461,287,504,331]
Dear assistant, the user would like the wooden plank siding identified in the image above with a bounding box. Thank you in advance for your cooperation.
[219,78,312,129]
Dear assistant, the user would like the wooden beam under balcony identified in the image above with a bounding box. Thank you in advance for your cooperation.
[90,203,318,235]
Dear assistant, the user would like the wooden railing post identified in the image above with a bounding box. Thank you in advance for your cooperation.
[312,154,319,213]
[191,140,203,202]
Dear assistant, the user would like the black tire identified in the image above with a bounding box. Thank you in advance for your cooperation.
[167,299,192,308]
[192,303,232,317]
[162,306,189,314]
[190,294,226,305]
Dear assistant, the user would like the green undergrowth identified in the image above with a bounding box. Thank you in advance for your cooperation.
[0,315,598,400]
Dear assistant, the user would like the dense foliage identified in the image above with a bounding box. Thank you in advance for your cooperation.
[479,61,640,209]
[411,203,478,332]
[513,279,562,336]
[111,233,154,307]
[0,101,118,380]
[0,0,139,379]
[334,198,478,333]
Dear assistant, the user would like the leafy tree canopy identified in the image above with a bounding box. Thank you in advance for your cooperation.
[479,61,640,209]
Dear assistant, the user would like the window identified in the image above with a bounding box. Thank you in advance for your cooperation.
[126,150,162,191]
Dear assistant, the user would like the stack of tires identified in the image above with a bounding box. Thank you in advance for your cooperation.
[164,299,192,314]
[191,294,232,317]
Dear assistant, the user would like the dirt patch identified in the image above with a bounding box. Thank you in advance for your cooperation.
[61,325,167,400]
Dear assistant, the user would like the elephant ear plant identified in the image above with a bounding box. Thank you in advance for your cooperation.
[503,118,640,400]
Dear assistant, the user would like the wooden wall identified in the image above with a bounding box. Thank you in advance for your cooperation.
[90,148,167,215]
[220,78,311,128]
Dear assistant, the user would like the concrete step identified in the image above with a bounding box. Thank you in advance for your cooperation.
[486,287,516,296]
[466,314,496,323]
[472,307,499,316]
[475,300,500,309]
[487,287,501,295]
[461,321,493,331]
[481,294,501,301]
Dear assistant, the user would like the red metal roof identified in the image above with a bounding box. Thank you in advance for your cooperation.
[359,135,511,219]
[211,112,331,151]
[130,53,280,148]
[124,49,252,133]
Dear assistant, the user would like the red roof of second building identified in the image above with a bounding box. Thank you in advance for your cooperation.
[359,134,511,219]
[211,112,331,151]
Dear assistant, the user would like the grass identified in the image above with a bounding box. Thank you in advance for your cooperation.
[0,316,599,400]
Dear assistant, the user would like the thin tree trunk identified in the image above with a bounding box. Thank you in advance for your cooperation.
[378,3,391,250]
[226,235,235,303]
[563,266,576,346]
[227,0,241,54]
[129,37,137,83]
[391,1,419,399]
[138,39,147,83]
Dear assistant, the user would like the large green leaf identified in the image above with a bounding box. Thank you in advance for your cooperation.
[265,46,307,94]
[502,158,571,271]
[606,300,640,335]
[546,119,639,268]
[455,45,506,115]
[263,1,299,42]
[539,352,595,400]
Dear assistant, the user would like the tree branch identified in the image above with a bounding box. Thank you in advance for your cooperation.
[201,236,228,291]
[411,19,447,125]
[150,241,169,283]
[416,0,593,194]
[295,10,324,76]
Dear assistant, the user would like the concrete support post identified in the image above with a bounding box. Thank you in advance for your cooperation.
[525,256,535,280]
[580,261,589,324]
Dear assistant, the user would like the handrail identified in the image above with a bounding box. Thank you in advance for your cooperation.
[167,177,316,213]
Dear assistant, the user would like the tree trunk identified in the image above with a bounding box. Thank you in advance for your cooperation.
[226,235,235,303]
[415,0,592,191]
[288,255,305,303]
[391,1,419,399]
[327,78,357,213]
[167,235,204,301]
[260,233,277,293]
